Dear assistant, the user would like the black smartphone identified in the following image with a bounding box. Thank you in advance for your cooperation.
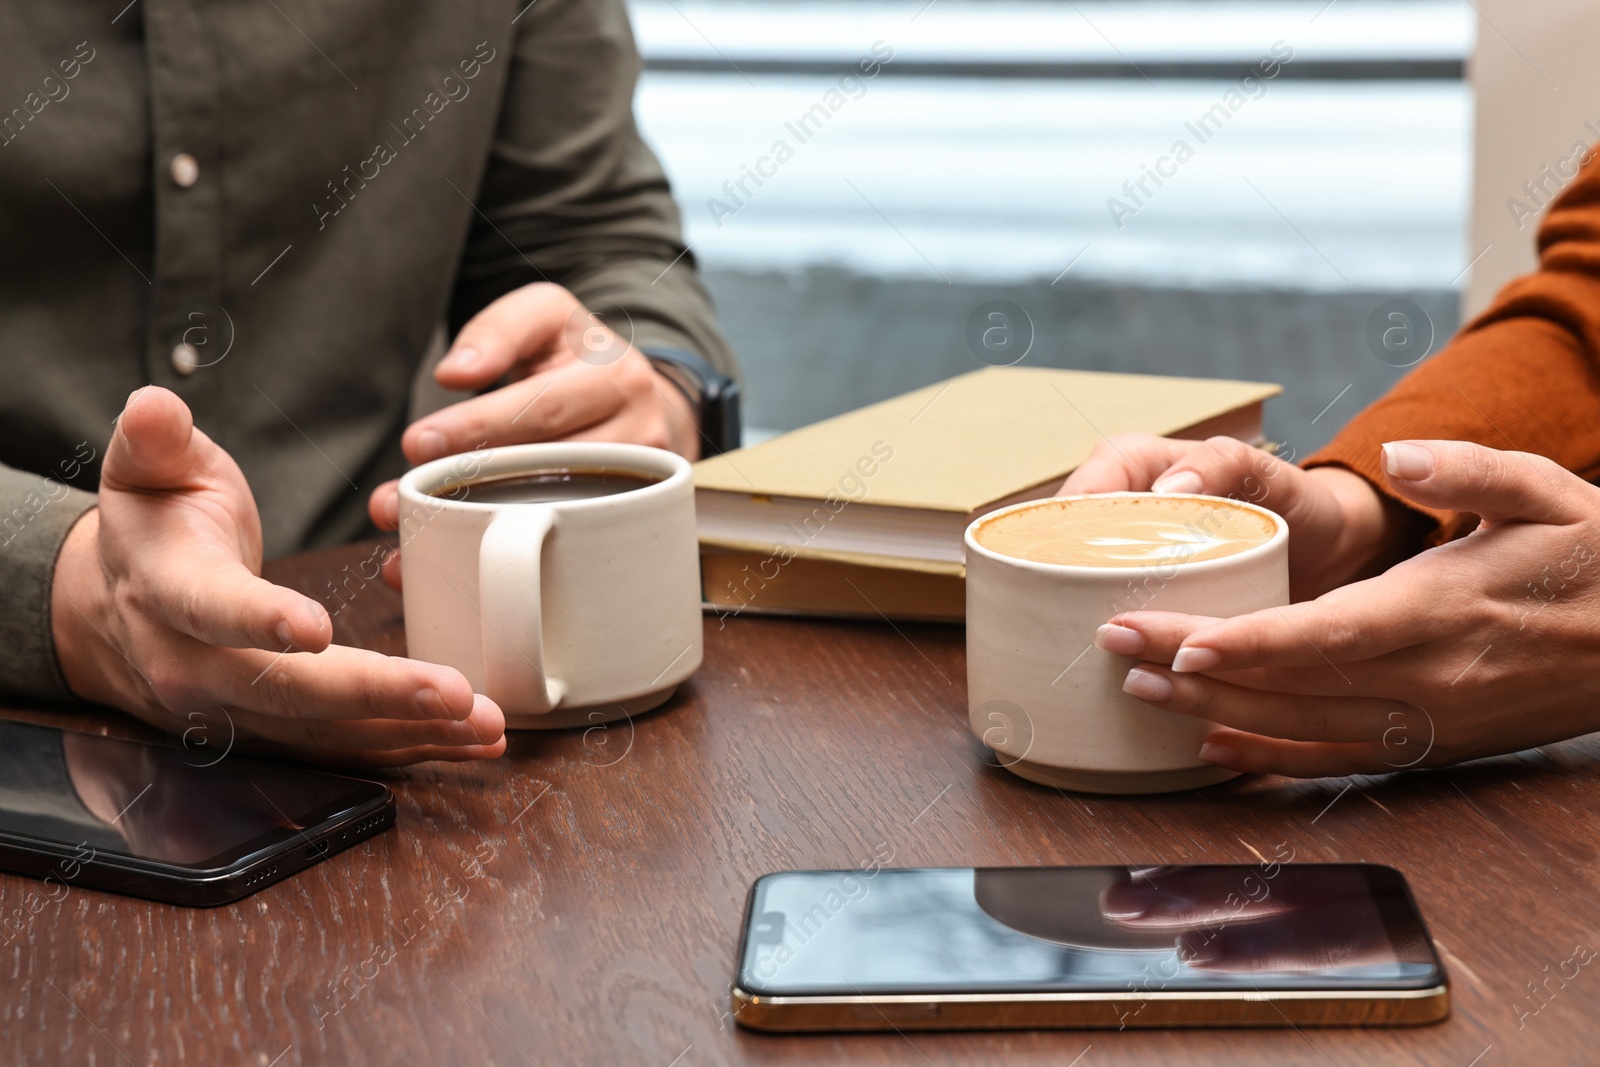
[732,863,1448,1031]
[0,718,393,908]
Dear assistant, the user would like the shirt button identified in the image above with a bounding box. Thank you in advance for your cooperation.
[171,343,200,376]
[170,153,199,188]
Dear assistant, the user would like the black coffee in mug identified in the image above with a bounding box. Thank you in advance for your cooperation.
[430,468,660,504]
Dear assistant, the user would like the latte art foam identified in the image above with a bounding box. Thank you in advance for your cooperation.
[974,495,1277,568]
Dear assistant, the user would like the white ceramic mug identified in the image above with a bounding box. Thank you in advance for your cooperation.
[398,443,703,729]
[964,493,1289,794]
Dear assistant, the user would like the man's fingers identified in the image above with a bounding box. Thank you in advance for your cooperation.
[1120,665,1413,744]
[368,480,400,531]
[148,554,331,652]
[103,386,209,491]
[403,361,622,464]
[330,740,508,766]
[433,282,579,391]
[216,644,477,723]
[364,482,404,587]
[380,548,403,591]
[1380,439,1593,526]
[242,730,508,768]
[227,692,505,752]
[1059,435,1193,495]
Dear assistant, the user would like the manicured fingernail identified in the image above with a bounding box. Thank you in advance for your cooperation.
[1100,889,1151,920]
[414,428,446,460]
[1172,646,1222,673]
[1178,930,1222,965]
[1152,470,1203,495]
[1198,740,1240,766]
[1382,441,1434,481]
[275,620,296,649]
[441,346,481,372]
[1123,666,1174,702]
[1096,623,1146,656]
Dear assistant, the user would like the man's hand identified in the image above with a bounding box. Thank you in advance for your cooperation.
[366,284,700,584]
[1061,433,1419,599]
[50,387,506,766]
[414,283,700,459]
[1097,440,1600,778]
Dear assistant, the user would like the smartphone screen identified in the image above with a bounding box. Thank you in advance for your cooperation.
[0,718,387,871]
[738,865,1442,997]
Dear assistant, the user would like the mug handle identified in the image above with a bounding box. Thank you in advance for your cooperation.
[478,509,566,715]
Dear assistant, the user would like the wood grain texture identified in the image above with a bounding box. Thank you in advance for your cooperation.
[3,539,1598,1065]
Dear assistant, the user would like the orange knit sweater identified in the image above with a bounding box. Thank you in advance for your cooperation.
[1308,150,1600,546]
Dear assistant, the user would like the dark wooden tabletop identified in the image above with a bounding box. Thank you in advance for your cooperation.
[5,540,1598,1066]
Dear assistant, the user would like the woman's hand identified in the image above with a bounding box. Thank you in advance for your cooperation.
[1062,433,1419,599]
[1100,864,1394,972]
[1098,440,1600,778]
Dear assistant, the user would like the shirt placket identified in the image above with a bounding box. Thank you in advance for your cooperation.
[143,0,225,411]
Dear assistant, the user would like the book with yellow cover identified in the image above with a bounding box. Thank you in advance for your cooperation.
[695,367,1278,621]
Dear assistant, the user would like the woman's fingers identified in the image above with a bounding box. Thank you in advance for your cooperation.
[1196,726,1409,778]
[1059,435,1195,495]
[1102,612,1418,696]
[403,360,623,464]
[1120,664,1416,744]
[1144,435,1285,502]
[1179,895,1400,972]
[1097,613,1223,660]
[1381,439,1596,526]
[1111,564,1440,675]
[227,693,505,752]
[1101,867,1300,927]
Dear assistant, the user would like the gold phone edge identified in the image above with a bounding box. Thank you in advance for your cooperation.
[728,983,1451,1032]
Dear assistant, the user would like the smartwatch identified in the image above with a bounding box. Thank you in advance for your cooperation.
[642,347,742,457]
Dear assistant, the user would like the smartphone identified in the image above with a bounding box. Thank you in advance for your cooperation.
[0,718,393,908]
[731,863,1448,1031]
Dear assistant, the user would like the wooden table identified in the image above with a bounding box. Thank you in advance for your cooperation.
[5,540,1598,1066]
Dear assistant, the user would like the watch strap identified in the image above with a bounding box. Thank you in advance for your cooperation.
[643,347,742,456]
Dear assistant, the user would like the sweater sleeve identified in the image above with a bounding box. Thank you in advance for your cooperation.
[1307,146,1600,546]
[0,464,97,701]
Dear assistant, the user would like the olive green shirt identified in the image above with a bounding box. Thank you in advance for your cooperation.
[0,0,732,701]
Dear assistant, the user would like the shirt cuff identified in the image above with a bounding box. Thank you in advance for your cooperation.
[0,472,98,702]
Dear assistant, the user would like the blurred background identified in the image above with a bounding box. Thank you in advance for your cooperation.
[624,0,1474,454]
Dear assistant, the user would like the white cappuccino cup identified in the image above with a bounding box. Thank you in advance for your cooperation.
[965,492,1289,794]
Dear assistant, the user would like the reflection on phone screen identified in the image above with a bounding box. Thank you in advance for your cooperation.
[0,720,367,866]
[740,865,1439,995]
